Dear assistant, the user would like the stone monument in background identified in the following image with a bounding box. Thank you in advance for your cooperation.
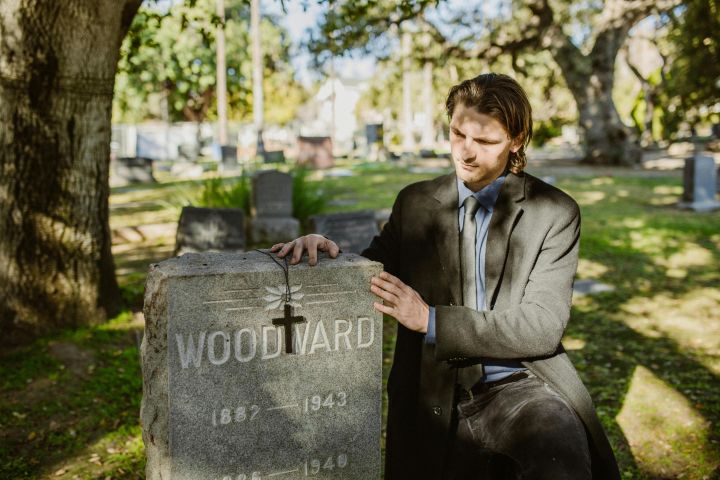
[141,251,383,480]
[174,206,246,255]
[309,211,379,255]
[679,154,720,212]
[297,136,334,169]
[249,171,300,244]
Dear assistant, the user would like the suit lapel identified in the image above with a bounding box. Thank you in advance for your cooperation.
[432,174,462,305]
[485,172,526,309]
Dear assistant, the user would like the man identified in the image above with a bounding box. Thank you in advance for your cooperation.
[271,73,619,479]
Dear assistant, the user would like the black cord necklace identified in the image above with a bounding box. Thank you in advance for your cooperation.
[253,249,292,302]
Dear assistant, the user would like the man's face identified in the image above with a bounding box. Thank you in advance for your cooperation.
[449,103,522,192]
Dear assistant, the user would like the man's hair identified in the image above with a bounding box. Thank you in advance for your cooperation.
[445,73,533,174]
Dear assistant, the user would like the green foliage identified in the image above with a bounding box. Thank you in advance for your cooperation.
[0,311,145,479]
[664,0,720,127]
[196,175,252,213]
[114,0,307,125]
[531,119,564,147]
[292,168,329,231]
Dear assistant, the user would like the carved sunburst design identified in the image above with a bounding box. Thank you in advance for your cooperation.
[263,284,303,311]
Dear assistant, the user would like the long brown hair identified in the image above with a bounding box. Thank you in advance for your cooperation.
[445,73,533,174]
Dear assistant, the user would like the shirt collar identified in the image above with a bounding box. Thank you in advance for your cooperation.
[457,174,507,212]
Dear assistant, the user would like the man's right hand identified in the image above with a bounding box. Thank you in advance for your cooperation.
[270,234,340,266]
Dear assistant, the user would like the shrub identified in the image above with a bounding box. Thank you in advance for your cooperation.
[196,174,251,214]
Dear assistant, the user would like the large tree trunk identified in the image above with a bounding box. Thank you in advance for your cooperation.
[549,23,642,166]
[0,0,141,343]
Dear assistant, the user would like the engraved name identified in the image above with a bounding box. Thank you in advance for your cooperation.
[176,316,375,369]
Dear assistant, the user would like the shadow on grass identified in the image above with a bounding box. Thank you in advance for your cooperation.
[565,176,720,478]
[0,313,145,479]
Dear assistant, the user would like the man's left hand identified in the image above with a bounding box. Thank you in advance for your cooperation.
[371,272,429,333]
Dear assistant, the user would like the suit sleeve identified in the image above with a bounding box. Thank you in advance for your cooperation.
[434,202,580,360]
[360,190,403,276]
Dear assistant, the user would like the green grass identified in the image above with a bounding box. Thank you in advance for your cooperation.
[3,162,719,479]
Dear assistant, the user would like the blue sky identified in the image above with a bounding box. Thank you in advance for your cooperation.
[271,0,377,86]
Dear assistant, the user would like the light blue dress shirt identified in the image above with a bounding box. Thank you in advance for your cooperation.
[425,174,526,382]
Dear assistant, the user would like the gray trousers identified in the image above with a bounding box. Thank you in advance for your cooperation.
[446,372,592,480]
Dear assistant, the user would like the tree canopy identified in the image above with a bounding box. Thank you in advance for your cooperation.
[113,0,307,125]
[305,0,718,164]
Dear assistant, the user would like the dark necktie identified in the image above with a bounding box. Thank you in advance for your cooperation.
[458,195,485,391]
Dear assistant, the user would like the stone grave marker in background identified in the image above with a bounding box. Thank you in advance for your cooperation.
[113,157,156,185]
[679,154,720,212]
[220,145,239,172]
[174,206,246,255]
[263,150,286,164]
[297,136,334,169]
[141,251,383,480]
[250,171,299,244]
[309,211,379,255]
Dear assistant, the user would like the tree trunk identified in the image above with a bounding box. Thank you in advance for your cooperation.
[550,27,642,166]
[0,0,141,343]
[576,81,642,166]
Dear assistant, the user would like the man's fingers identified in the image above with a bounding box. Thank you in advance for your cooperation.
[307,236,319,266]
[373,301,394,316]
[371,284,399,304]
[290,239,305,264]
[326,240,340,258]
[277,240,295,257]
[270,243,284,253]
[371,276,404,297]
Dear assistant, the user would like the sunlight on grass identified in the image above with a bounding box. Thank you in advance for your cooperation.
[616,365,719,479]
[576,258,609,278]
[653,185,683,195]
[655,241,715,279]
[562,336,586,350]
[575,190,606,205]
[590,177,615,186]
[39,425,144,480]
[621,217,645,229]
[620,288,720,374]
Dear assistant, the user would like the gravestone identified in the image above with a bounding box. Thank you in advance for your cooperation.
[309,211,379,255]
[679,154,720,212]
[365,124,385,162]
[250,171,300,244]
[297,136,334,169]
[263,150,286,164]
[220,145,239,171]
[114,157,156,184]
[174,207,246,255]
[141,251,383,480]
[365,124,383,146]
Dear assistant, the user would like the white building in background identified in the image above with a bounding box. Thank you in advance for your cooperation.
[297,77,369,153]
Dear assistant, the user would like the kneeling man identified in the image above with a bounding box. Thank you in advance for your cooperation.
[272,73,620,480]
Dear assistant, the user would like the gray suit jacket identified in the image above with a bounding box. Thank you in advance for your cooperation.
[361,171,619,480]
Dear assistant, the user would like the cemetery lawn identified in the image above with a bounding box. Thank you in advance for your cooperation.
[1,162,719,479]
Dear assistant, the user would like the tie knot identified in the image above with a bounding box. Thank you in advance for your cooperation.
[463,195,481,217]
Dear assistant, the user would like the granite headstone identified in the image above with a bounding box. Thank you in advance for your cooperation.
[309,211,379,255]
[679,154,720,212]
[114,156,156,184]
[297,136,334,169]
[250,171,300,244]
[174,206,246,255]
[220,145,239,171]
[141,251,383,480]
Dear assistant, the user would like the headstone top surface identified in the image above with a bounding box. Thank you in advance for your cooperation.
[152,250,378,278]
